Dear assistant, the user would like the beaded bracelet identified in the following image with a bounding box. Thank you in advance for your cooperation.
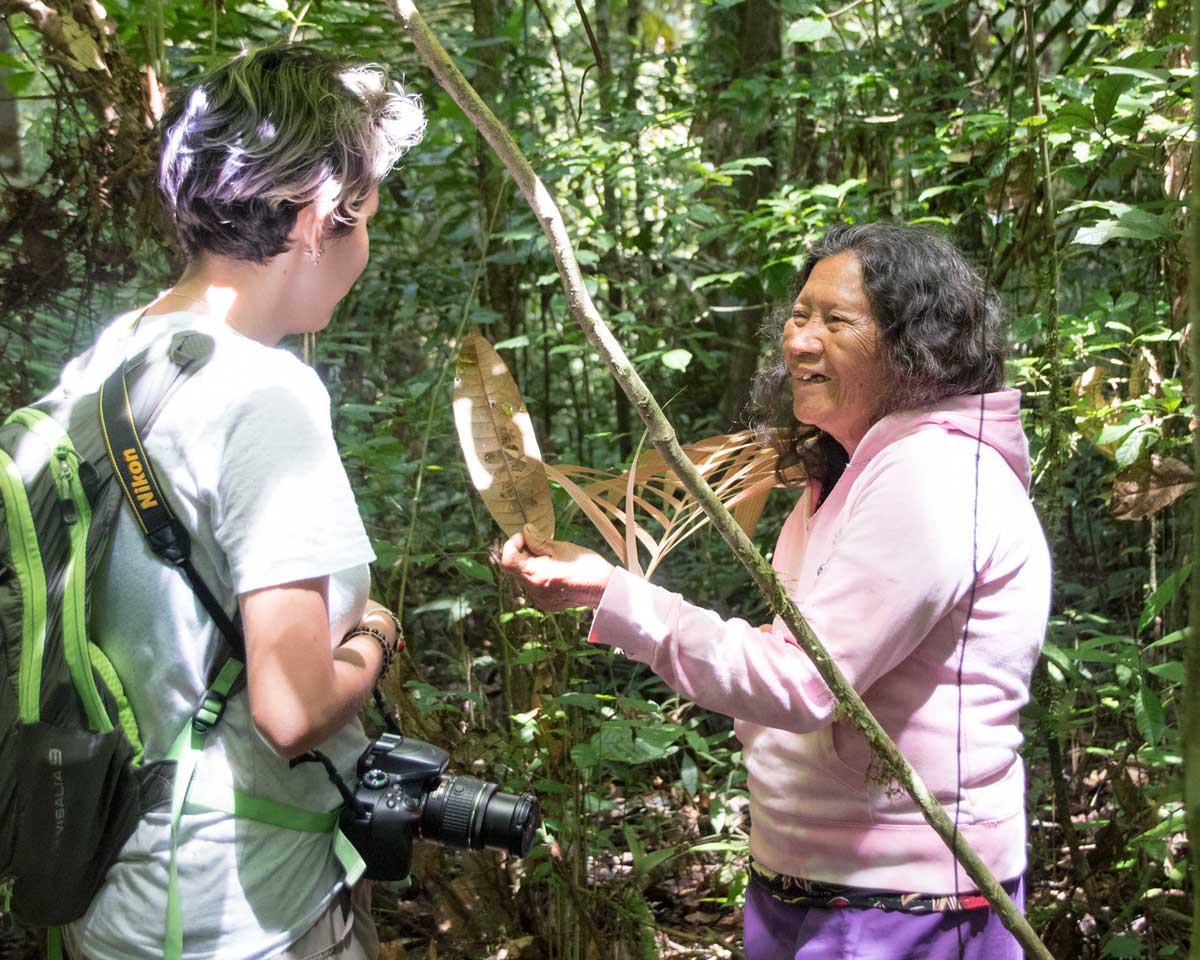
[377,610,405,652]
[343,624,399,676]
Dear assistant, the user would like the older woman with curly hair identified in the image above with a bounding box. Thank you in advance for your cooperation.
[58,45,424,960]
[502,223,1051,960]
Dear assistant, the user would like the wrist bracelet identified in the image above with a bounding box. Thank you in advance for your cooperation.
[379,609,406,652]
[343,624,398,676]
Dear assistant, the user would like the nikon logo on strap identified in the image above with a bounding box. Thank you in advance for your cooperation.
[122,448,159,510]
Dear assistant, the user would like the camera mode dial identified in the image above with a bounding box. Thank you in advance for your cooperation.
[363,769,390,790]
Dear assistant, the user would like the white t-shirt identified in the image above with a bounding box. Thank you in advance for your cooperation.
[56,310,376,960]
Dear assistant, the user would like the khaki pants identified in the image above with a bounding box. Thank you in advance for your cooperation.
[272,883,379,960]
[65,883,378,960]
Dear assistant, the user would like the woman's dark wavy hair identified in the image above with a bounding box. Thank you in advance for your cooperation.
[749,222,1006,494]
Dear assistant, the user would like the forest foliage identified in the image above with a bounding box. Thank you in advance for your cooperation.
[0,0,1194,957]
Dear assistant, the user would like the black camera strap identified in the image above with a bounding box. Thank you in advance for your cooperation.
[373,686,401,735]
[98,337,246,731]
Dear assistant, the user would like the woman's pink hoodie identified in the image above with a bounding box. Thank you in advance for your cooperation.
[589,388,1051,893]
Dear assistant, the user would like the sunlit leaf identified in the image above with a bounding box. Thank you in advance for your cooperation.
[453,330,555,538]
[1073,209,1171,246]
[1114,424,1157,469]
[412,595,473,623]
[661,348,692,372]
[786,17,832,43]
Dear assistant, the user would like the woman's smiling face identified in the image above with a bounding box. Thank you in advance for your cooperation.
[781,252,890,455]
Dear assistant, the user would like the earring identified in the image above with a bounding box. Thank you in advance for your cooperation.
[309,246,323,266]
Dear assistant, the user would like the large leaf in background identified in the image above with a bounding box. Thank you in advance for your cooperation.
[453,331,555,538]
[1111,455,1195,521]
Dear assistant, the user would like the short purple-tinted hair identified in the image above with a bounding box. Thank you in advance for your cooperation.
[159,44,426,263]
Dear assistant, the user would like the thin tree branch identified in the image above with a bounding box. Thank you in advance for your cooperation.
[1186,0,1200,950]
[572,0,607,79]
[530,0,581,132]
[386,4,1054,957]
[1023,1,1066,525]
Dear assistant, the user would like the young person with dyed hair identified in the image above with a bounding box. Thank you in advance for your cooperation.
[59,44,425,960]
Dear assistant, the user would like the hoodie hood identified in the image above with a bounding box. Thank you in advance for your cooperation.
[851,388,1032,492]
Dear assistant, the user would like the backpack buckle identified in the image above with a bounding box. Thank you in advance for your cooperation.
[192,690,228,734]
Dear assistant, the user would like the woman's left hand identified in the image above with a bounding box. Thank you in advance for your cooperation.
[500,524,614,611]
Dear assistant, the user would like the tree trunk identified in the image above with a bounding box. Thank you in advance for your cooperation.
[693,0,782,426]
[0,21,20,177]
[472,0,522,342]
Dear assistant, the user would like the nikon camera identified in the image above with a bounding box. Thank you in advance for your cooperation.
[339,733,541,880]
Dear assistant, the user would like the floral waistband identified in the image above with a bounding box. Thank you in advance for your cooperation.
[747,859,992,914]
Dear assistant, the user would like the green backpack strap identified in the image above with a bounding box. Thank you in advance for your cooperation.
[0,443,47,726]
[4,408,109,733]
[160,659,366,960]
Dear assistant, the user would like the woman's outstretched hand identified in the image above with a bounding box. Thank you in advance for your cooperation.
[500,523,614,611]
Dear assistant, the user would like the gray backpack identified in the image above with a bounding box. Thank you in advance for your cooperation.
[0,331,219,927]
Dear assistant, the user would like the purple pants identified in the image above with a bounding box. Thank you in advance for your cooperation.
[743,876,1025,960]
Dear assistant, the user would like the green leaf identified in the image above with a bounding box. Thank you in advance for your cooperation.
[1048,100,1097,133]
[2,71,34,96]
[1074,209,1170,246]
[1138,563,1192,633]
[1018,115,1048,128]
[633,847,677,874]
[918,0,960,12]
[513,642,547,664]
[622,824,646,860]
[493,335,531,351]
[811,178,865,201]
[762,258,800,298]
[1094,421,1137,446]
[786,17,833,43]
[1094,74,1137,126]
[453,556,495,583]
[471,307,503,325]
[1147,661,1185,684]
[918,185,958,203]
[661,349,693,372]
[1114,424,1157,469]
[412,595,473,623]
[692,270,747,291]
[1134,682,1165,746]
[680,753,699,797]
[1146,628,1190,652]
[1101,936,1146,958]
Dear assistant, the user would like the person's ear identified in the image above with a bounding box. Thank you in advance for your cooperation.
[291,196,338,262]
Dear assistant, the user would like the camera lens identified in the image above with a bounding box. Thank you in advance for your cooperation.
[421,776,540,857]
[479,788,540,857]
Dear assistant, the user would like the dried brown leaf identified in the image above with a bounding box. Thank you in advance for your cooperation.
[543,462,629,560]
[452,331,555,538]
[556,431,790,578]
[1111,454,1195,521]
